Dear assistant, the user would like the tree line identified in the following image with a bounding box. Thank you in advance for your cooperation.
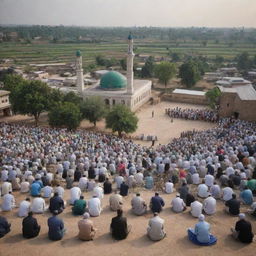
[1,74,138,136]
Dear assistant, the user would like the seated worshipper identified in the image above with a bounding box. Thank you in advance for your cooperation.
[66,175,73,189]
[185,192,195,207]
[188,214,217,245]
[48,210,66,241]
[150,193,165,213]
[78,212,96,241]
[110,209,131,240]
[87,179,96,192]
[78,175,88,192]
[1,191,15,211]
[31,195,46,214]
[209,182,221,199]
[69,186,82,205]
[20,179,30,193]
[12,175,21,191]
[49,192,65,214]
[178,182,189,201]
[127,175,136,188]
[72,196,87,216]
[88,195,102,217]
[222,186,234,202]
[92,184,104,200]
[145,174,154,189]
[197,180,209,198]
[240,187,253,205]
[231,213,254,243]
[18,197,31,217]
[203,195,216,215]
[147,212,166,241]
[30,181,42,197]
[192,172,200,185]
[247,178,256,194]
[55,184,65,199]
[190,200,203,218]
[205,174,214,188]
[109,191,123,211]
[120,181,129,196]
[1,181,12,196]
[115,175,124,189]
[0,216,11,238]
[103,178,112,194]
[225,194,240,215]
[131,193,147,216]
[171,193,186,213]
[22,211,41,238]
[41,185,53,198]
[165,180,174,194]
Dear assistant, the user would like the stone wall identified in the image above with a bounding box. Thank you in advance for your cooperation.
[162,93,208,105]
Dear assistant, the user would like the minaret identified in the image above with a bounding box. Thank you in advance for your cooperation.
[126,33,134,95]
[76,50,84,93]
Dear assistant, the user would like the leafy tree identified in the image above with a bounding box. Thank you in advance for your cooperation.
[106,104,138,137]
[49,88,64,109]
[48,102,82,130]
[169,52,181,62]
[95,55,106,66]
[15,80,51,125]
[141,56,155,78]
[63,91,83,106]
[119,58,127,70]
[179,61,201,88]
[237,52,252,70]
[154,61,176,91]
[206,87,221,109]
[80,96,106,127]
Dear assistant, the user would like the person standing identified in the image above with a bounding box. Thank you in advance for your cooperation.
[22,211,40,238]
[110,209,131,240]
[78,213,96,241]
[147,212,166,241]
[48,210,65,241]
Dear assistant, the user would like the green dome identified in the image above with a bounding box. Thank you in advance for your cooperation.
[100,71,127,90]
[76,50,81,57]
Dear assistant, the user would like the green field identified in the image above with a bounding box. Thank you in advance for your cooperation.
[0,39,256,67]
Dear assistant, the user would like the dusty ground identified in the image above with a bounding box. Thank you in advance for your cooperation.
[0,187,255,256]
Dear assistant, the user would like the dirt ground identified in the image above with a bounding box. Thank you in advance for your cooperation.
[0,187,255,256]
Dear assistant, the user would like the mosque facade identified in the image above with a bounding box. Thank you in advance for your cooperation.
[75,34,152,111]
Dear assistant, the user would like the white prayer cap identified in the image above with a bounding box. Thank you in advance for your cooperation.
[199,214,205,221]
[83,212,90,219]
[239,213,245,219]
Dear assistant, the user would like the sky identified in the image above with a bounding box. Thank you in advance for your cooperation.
[0,0,255,27]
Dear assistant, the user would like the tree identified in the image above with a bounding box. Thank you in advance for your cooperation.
[48,102,82,130]
[206,87,221,109]
[179,61,201,88]
[169,52,181,62]
[80,96,106,127]
[63,91,83,106]
[141,56,155,78]
[49,88,64,109]
[119,58,127,70]
[106,105,138,137]
[15,80,51,125]
[154,62,176,91]
[237,52,252,71]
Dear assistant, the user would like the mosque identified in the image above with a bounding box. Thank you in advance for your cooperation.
[75,34,152,111]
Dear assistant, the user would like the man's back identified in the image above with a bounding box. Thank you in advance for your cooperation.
[131,196,146,215]
[195,221,210,243]
[151,196,164,213]
[48,216,64,240]
[78,219,94,241]
[148,216,165,241]
[111,216,128,240]
[236,219,254,243]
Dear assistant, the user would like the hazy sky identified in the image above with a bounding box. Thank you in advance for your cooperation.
[0,0,255,27]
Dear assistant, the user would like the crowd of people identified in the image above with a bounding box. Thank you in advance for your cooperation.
[0,118,255,246]
[165,107,219,122]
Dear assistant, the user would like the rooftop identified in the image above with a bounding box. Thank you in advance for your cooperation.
[218,84,256,101]
[0,90,10,97]
[172,89,206,96]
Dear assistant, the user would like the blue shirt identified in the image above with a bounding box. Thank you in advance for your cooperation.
[195,221,210,243]
[150,196,165,213]
[145,176,154,189]
[48,216,64,240]
[240,189,253,205]
[30,182,41,196]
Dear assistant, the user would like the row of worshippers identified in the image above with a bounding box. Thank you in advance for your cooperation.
[1,209,253,244]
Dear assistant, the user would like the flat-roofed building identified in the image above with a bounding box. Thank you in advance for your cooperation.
[0,90,12,116]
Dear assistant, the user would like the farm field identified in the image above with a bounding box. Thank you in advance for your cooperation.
[1,39,256,67]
